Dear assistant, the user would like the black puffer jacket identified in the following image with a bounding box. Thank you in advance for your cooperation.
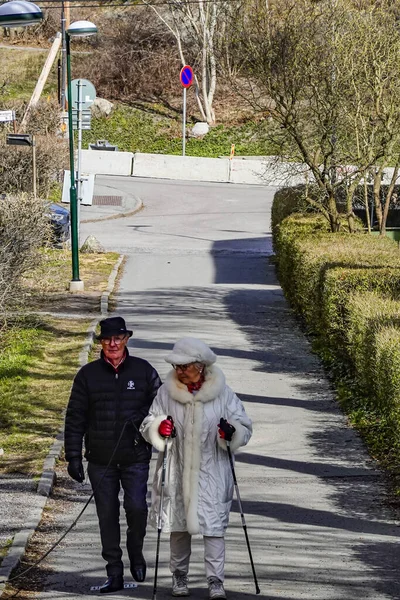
[64,351,161,466]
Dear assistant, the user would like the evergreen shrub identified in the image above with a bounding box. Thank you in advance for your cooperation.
[272,186,400,470]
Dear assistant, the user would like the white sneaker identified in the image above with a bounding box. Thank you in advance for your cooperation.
[208,577,226,600]
[172,571,190,596]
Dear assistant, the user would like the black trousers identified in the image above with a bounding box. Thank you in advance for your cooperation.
[88,462,149,577]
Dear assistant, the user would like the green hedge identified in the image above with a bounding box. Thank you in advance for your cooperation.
[345,293,400,408]
[373,327,400,420]
[271,185,309,240]
[275,216,400,344]
[272,190,400,473]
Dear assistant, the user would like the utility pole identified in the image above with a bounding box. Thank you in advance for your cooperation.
[60,0,66,110]
[65,0,70,28]
[60,1,70,111]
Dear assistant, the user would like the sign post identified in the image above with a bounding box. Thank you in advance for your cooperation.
[76,79,83,245]
[180,65,193,157]
[71,78,95,245]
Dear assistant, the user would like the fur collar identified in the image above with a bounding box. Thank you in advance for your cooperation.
[165,365,226,405]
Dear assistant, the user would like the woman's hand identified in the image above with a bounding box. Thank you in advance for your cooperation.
[159,416,175,438]
[218,418,236,441]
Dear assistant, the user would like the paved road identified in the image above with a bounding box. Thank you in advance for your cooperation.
[35,177,400,599]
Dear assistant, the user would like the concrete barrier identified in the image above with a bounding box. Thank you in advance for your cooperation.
[230,159,266,185]
[265,160,313,186]
[81,149,134,176]
[79,148,314,186]
[230,158,313,186]
[132,153,230,183]
[382,167,400,185]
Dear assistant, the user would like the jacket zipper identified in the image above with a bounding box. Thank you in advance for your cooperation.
[115,371,121,444]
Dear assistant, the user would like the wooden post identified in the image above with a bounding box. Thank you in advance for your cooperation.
[65,0,70,29]
[19,33,62,131]
[32,136,37,200]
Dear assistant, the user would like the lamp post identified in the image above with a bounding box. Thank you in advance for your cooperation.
[66,20,97,292]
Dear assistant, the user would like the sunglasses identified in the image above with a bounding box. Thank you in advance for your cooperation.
[172,363,194,372]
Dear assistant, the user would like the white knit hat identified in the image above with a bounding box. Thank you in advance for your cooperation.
[165,337,217,366]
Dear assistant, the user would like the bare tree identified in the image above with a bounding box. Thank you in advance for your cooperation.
[76,8,182,106]
[338,2,400,234]
[142,0,238,124]
[0,194,50,315]
[0,98,67,199]
[233,0,400,232]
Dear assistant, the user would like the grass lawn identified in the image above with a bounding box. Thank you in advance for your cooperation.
[0,48,58,102]
[0,248,120,475]
[81,104,278,158]
[22,247,120,298]
[0,317,91,475]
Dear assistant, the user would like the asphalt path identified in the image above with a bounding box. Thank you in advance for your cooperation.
[35,176,400,599]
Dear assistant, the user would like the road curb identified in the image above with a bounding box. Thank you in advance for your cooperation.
[101,255,125,316]
[0,254,126,595]
[80,197,143,225]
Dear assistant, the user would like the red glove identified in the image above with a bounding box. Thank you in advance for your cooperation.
[159,417,174,438]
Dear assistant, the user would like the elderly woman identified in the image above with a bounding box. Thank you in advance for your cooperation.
[140,337,252,600]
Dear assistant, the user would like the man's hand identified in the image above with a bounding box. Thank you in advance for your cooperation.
[67,457,84,483]
[158,416,175,438]
[218,418,236,442]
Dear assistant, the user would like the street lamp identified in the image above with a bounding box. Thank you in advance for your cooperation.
[66,20,97,292]
[0,0,42,27]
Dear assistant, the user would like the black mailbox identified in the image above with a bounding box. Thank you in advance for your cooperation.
[6,133,33,146]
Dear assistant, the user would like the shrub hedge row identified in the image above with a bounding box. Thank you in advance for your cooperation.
[272,187,400,469]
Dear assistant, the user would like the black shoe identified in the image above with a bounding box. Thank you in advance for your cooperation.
[131,559,146,583]
[100,576,124,594]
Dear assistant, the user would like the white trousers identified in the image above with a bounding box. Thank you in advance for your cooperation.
[170,531,225,582]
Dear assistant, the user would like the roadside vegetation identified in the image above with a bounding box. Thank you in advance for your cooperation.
[272,187,400,493]
[0,47,58,101]
[0,192,118,476]
[22,248,119,308]
[0,249,119,476]
[0,317,90,475]
[234,0,400,235]
[81,105,277,158]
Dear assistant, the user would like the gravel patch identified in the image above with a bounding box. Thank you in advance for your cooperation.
[0,476,43,554]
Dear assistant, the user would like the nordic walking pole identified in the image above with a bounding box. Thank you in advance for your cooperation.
[226,440,260,594]
[153,417,173,600]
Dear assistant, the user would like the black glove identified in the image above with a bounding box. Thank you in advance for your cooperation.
[67,458,84,483]
[218,418,236,442]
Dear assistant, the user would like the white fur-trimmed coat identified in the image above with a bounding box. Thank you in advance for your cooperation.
[140,365,252,536]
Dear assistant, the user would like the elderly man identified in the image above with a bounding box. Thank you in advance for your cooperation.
[65,316,161,594]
